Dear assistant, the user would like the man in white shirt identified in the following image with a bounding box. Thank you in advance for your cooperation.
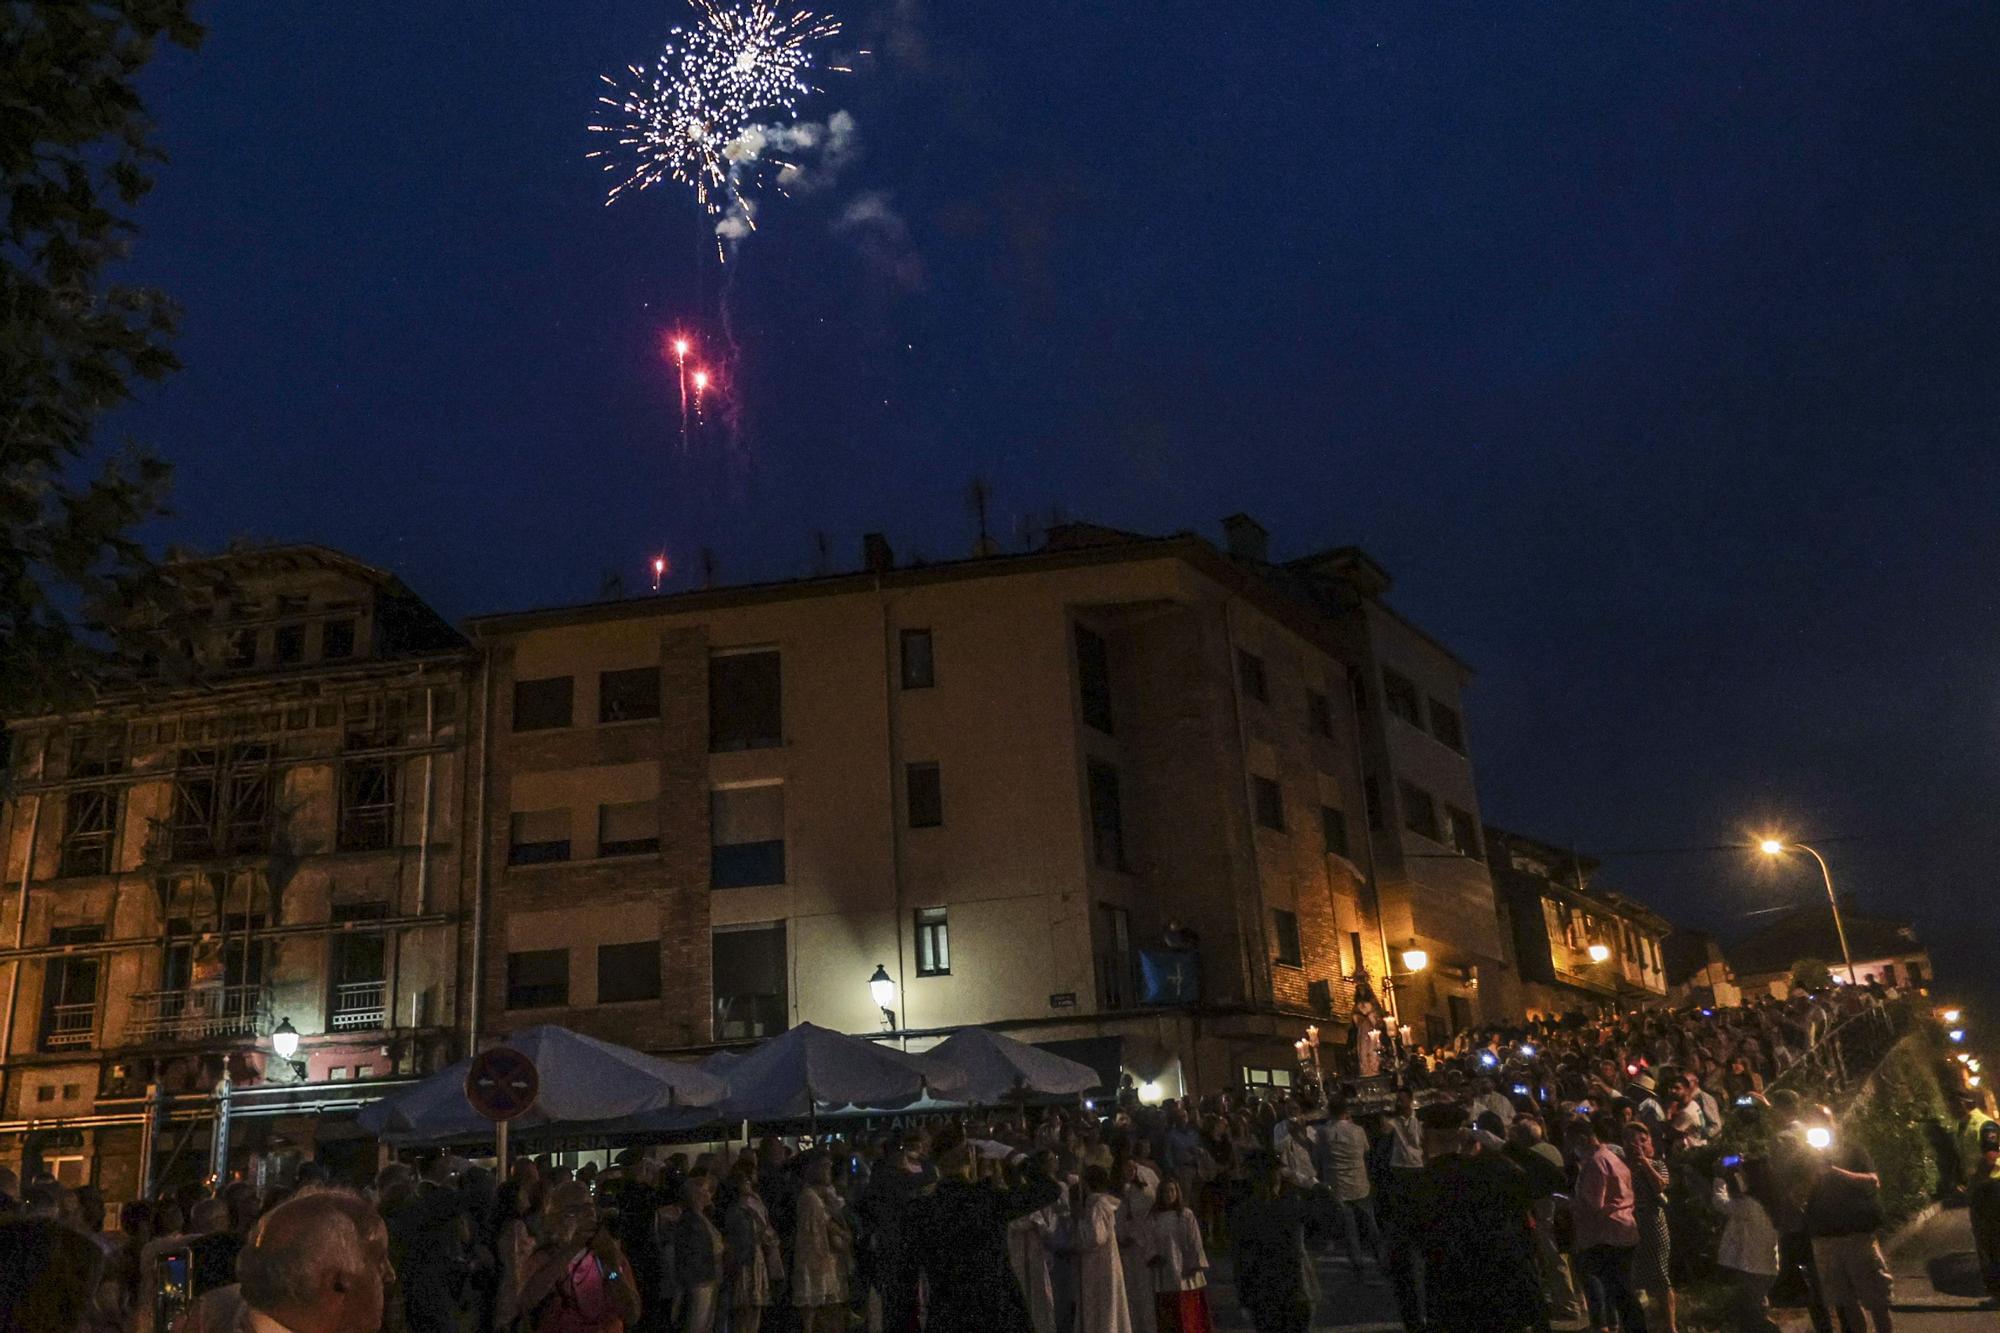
[1321,1097,1383,1277]
[1672,1070,1724,1148]
[1275,1109,1320,1190]
[1387,1087,1427,1171]
[1471,1076,1517,1127]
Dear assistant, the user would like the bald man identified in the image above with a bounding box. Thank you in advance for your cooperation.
[216,1189,392,1333]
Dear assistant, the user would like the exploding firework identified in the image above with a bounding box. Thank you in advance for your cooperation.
[588,1,844,212]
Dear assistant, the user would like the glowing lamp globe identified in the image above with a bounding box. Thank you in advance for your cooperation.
[1400,948,1429,974]
[1588,944,1612,964]
[1759,839,1785,856]
[1944,1009,1963,1024]
[868,964,896,1013]
[271,1017,300,1061]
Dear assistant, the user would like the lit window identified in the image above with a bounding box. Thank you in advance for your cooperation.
[915,908,950,976]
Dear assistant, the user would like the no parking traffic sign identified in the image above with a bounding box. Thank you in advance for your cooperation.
[465,1045,540,1123]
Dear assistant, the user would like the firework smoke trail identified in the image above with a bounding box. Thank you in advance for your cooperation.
[669,334,692,451]
[588,1,845,234]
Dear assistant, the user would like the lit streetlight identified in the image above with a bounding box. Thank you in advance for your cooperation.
[1587,943,1612,964]
[868,964,898,1031]
[1757,838,1857,986]
[1399,947,1429,974]
[271,1016,300,1060]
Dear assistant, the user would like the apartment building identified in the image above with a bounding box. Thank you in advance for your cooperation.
[1241,536,1507,1042]
[467,521,1423,1098]
[0,547,473,1195]
[1484,826,1671,1017]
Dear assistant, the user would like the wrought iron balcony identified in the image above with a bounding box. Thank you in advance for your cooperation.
[330,980,388,1031]
[41,1002,97,1050]
[126,985,270,1043]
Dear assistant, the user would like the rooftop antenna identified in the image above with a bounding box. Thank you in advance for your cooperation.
[966,477,997,556]
[698,547,718,589]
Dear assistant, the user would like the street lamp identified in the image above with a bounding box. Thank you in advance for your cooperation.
[1587,943,1612,964]
[1399,947,1429,974]
[271,1017,300,1061]
[868,964,897,1031]
[1758,838,1858,986]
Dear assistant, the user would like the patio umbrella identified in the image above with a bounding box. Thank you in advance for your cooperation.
[926,1027,1103,1104]
[716,1022,970,1120]
[357,1024,728,1142]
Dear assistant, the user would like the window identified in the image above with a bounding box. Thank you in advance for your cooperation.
[713,923,787,1039]
[338,760,396,851]
[321,617,356,660]
[598,800,660,857]
[1429,699,1466,752]
[1099,905,1133,1009]
[915,907,950,976]
[1398,780,1441,841]
[1086,760,1127,870]
[329,903,387,1029]
[1908,960,1926,986]
[1320,805,1349,858]
[1363,774,1384,830]
[167,745,273,857]
[508,808,572,865]
[1382,668,1422,727]
[59,789,116,877]
[709,650,781,751]
[906,762,943,829]
[1237,650,1269,703]
[1446,805,1481,858]
[506,949,569,1009]
[598,667,660,723]
[711,784,785,887]
[1306,689,1334,738]
[1272,909,1303,966]
[273,623,306,665]
[39,925,101,1051]
[224,629,257,670]
[513,677,574,732]
[67,730,124,779]
[1308,979,1333,1016]
[1251,776,1285,831]
[900,629,935,689]
[1075,625,1114,734]
[597,941,661,1004]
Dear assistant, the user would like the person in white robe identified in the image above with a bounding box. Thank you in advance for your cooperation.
[1074,1166,1134,1333]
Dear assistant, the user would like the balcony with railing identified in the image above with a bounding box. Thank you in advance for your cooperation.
[125,985,270,1043]
[41,1003,97,1050]
[330,980,388,1031]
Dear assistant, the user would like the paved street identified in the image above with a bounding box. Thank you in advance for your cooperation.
[1881,1202,1993,1330]
[1204,1203,1996,1331]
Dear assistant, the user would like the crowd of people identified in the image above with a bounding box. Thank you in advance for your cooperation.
[0,978,1971,1333]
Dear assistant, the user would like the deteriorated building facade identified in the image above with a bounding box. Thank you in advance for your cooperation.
[0,547,473,1192]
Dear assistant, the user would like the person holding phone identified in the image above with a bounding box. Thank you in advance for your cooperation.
[520,1182,642,1333]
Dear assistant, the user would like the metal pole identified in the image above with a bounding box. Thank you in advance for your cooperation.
[138,1082,163,1199]
[496,1117,508,1173]
[210,1073,232,1184]
[1796,844,1857,986]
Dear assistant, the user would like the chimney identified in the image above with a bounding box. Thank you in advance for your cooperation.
[1221,513,1269,564]
[861,532,895,574]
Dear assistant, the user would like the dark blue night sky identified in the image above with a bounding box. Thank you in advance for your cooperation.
[122,5,2000,1001]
